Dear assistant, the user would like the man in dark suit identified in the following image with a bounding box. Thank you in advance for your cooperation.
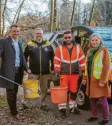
[0,24,30,119]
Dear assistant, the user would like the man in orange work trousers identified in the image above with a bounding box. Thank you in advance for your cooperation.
[54,31,86,117]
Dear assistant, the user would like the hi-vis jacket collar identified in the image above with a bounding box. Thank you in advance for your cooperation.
[28,39,51,47]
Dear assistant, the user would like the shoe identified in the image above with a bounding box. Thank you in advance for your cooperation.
[87,117,98,122]
[59,109,66,119]
[40,105,50,112]
[60,108,66,113]
[74,107,80,114]
[98,120,109,125]
[22,103,28,109]
[12,114,26,120]
[18,104,28,111]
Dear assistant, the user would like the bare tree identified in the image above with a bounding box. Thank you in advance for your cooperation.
[1,0,7,37]
[50,0,54,32]
[12,0,25,24]
[59,0,72,30]
[0,0,1,38]
[52,0,57,31]
[70,0,76,28]
[89,0,95,25]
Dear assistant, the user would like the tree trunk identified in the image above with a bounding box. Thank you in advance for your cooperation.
[50,0,54,32]
[0,0,1,38]
[1,0,7,37]
[70,0,76,28]
[53,0,57,31]
[89,0,95,25]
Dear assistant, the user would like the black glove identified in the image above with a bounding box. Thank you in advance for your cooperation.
[53,71,60,86]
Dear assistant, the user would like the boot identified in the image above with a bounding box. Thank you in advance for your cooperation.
[98,120,109,125]
[87,117,98,122]
[59,109,66,119]
[73,107,80,114]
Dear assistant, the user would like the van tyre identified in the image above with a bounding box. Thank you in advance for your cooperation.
[76,85,90,110]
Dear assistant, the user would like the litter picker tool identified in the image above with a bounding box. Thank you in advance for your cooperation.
[0,75,39,94]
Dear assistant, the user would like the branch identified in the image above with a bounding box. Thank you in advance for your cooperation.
[12,0,25,24]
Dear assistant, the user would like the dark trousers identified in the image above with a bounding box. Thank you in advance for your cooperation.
[6,70,21,116]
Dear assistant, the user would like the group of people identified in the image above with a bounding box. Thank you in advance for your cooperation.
[0,24,111,125]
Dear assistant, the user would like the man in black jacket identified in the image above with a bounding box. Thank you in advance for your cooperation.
[0,25,30,119]
[24,28,54,111]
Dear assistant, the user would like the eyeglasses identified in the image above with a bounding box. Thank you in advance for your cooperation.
[64,37,71,39]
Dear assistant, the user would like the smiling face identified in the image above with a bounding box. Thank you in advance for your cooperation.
[10,26,20,40]
[35,28,43,42]
[90,36,101,47]
[36,32,43,41]
[64,33,72,44]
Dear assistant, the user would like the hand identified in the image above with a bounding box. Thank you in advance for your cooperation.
[54,71,60,77]
[50,70,55,75]
[99,82,105,87]
[27,69,31,74]
[24,69,31,75]
[24,71,27,75]
[79,70,84,77]
[82,80,86,85]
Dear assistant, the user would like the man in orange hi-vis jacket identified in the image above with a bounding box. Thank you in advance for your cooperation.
[54,31,86,118]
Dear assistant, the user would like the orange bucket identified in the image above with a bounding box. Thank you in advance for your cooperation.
[50,86,68,103]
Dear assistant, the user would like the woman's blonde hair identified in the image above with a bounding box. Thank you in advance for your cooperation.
[89,33,103,44]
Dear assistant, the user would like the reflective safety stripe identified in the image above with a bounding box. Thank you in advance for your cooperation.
[28,40,51,47]
[93,71,101,74]
[80,63,86,67]
[28,41,37,46]
[61,59,78,64]
[79,55,85,61]
[54,64,60,67]
[59,45,63,60]
[61,59,70,63]
[54,56,61,61]
[42,44,51,48]
[58,101,77,110]
[59,45,79,63]
[76,45,79,59]
[94,63,103,67]
[71,59,78,63]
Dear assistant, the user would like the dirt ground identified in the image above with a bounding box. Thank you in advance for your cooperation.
[0,87,112,125]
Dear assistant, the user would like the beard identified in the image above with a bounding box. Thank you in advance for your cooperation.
[65,41,72,45]
[37,39,42,43]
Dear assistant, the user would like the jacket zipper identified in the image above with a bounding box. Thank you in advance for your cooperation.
[70,55,71,75]
[39,46,42,76]
[67,47,72,75]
